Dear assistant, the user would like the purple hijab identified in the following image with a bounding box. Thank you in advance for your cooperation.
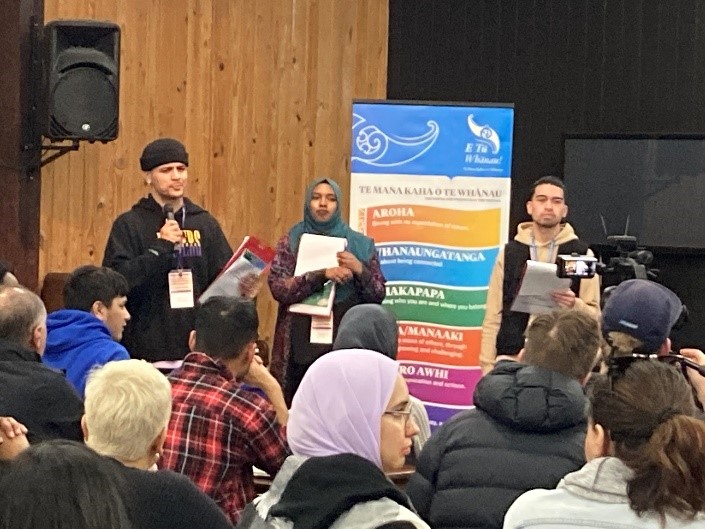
[287,349,400,469]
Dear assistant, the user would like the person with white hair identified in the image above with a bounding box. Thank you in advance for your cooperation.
[83,360,233,529]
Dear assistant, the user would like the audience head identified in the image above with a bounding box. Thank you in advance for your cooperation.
[0,286,47,355]
[332,304,398,359]
[587,360,705,522]
[191,296,259,377]
[602,279,683,356]
[63,265,130,341]
[0,440,134,529]
[523,309,601,382]
[83,360,172,468]
[0,261,18,286]
[287,349,419,472]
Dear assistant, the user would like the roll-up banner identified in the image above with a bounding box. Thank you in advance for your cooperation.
[349,100,514,428]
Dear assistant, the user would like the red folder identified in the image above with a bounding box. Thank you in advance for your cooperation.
[199,236,275,302]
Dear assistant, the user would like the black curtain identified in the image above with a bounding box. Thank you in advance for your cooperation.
[388,0,705,348]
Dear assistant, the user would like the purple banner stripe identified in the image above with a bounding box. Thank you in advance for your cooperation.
[401,362,482,406]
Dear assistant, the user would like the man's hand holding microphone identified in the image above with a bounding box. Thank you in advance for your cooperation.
[159,205,183,245]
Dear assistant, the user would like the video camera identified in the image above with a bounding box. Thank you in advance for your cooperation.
[556,254,598,279]
[599,235,658,287]
[556,235,658,285]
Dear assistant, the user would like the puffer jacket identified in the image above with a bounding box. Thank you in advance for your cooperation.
[406,360,588,529]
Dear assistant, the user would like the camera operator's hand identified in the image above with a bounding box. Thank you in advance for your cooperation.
[679,348,705,407]
[551,288,576,309]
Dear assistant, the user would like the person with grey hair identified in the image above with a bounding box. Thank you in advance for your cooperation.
[0,286,83,442]
[83,360,233,529]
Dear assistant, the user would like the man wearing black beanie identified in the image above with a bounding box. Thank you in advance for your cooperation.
[102,138,233,361]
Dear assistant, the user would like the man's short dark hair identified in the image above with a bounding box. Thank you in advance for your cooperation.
[529,175,566,200]
[194,297,258,360]
[0,286,46,345]
[523,309,600,380]
[63,265,129,312]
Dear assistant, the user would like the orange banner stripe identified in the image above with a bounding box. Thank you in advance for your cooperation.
[364,205,501,247]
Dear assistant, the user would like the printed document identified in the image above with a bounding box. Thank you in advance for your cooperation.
[510,260,572,314]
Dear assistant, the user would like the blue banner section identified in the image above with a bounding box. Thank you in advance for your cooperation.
[351,103,514,177]
[424,404,475,430]
[376,243,498,287]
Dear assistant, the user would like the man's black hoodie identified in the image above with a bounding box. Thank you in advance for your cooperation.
[103,196,232,361]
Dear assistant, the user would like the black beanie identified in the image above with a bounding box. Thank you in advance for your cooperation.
[139,138,189,171]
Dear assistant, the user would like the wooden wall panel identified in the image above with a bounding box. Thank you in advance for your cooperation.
[41,0,388,342]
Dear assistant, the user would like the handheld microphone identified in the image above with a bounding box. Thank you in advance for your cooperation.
[163,204,176,222]
[163,204,181,252]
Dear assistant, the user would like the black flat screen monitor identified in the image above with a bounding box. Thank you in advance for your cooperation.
[563,135,705,250]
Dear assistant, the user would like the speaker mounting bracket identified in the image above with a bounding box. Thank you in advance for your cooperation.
[40,140,80,167]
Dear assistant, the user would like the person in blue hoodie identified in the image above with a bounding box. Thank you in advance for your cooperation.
[43,265,131,397]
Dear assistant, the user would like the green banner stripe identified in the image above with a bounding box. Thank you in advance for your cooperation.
[383,284,487,326]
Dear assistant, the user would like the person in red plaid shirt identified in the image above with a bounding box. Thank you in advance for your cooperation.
[160,296,290,524]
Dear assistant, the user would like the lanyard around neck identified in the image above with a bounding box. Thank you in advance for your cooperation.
[175,204,186,269]
[530,233,556,262]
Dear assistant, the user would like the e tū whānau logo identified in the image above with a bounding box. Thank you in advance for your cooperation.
[467,115,501,154]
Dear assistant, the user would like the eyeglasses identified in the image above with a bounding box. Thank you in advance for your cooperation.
[383,401,414,425]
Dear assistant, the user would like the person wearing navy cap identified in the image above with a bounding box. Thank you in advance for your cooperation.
[601,279,705,409]
[601,279,684,357]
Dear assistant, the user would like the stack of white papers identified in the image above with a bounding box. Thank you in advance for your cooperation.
[510,260,572,314]
[288,234,347,316]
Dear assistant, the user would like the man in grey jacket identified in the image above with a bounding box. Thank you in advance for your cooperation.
[406,309,601,529]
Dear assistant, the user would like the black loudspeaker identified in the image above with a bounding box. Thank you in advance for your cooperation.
[44,20,120,142]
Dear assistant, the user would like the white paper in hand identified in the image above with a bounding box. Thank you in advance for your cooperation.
[510,260,572,314]
[288,234,347,317]
[293,233,347,275]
